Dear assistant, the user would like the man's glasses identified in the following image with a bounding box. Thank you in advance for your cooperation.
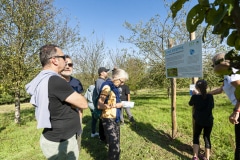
[119,79,124,84]
[49,55,66,61]
[66,63,73,67]
[211,58,225,67]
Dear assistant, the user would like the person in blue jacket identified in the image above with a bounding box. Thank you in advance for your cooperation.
[61,55,84,151]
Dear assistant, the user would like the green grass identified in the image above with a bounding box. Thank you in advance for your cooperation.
[0,89,235,160]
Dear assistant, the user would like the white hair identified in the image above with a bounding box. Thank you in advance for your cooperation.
[112,68,129,80]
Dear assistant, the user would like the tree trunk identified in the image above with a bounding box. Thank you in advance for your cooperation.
[168,38,177,139]
[14,90,21,124]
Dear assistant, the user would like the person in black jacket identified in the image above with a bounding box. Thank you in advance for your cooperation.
[118,83,135,124]
[189,80,214,160]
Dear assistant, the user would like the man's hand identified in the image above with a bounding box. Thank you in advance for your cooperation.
[114,102,123,108]
[229,112,239,124]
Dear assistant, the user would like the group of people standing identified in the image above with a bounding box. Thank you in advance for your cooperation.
[189,51,240,160]
[26,44,240,160]
[25,44,134,160]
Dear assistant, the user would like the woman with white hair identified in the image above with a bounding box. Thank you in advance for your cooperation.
[97,68,129,160]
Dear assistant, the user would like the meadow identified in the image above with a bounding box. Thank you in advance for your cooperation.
[0,89,235,160]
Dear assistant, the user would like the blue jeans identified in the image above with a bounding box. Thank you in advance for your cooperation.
[91,109,98,134]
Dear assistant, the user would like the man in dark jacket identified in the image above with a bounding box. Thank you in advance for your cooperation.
[61,55,84,151]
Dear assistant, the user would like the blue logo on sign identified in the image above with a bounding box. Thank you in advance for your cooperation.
[190,49,195,55]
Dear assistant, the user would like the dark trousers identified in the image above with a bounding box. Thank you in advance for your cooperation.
[193,122,213,148]
[102,118,120,160]
[99,118,106,141]
[90,109,98,134]
[235,122,240,160]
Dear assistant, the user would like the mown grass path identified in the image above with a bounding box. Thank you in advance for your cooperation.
[0,89,235,159]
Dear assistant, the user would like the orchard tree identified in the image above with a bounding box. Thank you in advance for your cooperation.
[72,37,107,87]
[171,0,240,50]
[203,53,222,89]
[120,3,207,89]
[119,10,190,89]
[120,1,230,89]
[0,0,82,124]
[108,48,146,92]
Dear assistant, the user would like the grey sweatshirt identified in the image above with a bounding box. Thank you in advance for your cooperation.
[25,70,59,129]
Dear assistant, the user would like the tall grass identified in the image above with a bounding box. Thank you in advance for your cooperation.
[0,89,235,159]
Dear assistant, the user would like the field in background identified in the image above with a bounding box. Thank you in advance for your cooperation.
[0,89,235,159]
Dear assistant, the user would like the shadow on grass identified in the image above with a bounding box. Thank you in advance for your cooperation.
[0,126,6,132]
[81,114,192,159]
[81,115,108,160]
[21,107,36,124]
[0,107,35,132]
[130,121,192,159]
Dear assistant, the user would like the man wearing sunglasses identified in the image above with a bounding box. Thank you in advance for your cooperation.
[61,55,84,151]
[209,52,240,160]
[61,55,84,94]
[26,44,88,159]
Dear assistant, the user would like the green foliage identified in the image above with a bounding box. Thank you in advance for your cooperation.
[0,94,14,104]
[186,4,205,33]
[117,56,146,91]
[146,62,168,88]
[72,37,107,88]
[202,53,222,89]
[171,0,240,50]
[170,0,188,18]
[0,89,236,159]
[120,4,227,91]
[223,49,240,70]
[0,0,82,123]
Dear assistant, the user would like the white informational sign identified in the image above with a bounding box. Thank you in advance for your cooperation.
[122,101,135,108]
[189,84,196,96]
[165,38,202,78]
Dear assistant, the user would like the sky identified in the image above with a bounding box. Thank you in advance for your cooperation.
[53,0,196,50]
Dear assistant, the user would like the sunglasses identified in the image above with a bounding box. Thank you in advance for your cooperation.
[119,79,124,84]
[66,63,73,67]
[49,55,66,61]
[211,58,225,67]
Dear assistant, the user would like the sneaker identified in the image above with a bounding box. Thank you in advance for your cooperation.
[129,116,135,122]
[91,132,99,138]
[192,157,198,160]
